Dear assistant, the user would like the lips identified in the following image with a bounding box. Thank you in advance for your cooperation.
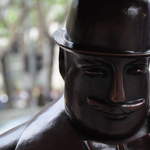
[86,97,145,120]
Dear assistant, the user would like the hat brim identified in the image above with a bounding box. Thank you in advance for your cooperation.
[53,29,150,57]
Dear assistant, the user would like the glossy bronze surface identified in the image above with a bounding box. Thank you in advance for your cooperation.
[1,0,150,149]
[54,0,150,55]
[0,123,27,150]
[0,99,86,150]
[0,98,150,150]
[1,98,150,150]
[61,50,150,143]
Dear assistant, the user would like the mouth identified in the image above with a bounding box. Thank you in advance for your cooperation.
[86,97,145,120]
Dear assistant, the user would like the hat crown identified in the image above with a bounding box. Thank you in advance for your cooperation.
[64,0,150,54]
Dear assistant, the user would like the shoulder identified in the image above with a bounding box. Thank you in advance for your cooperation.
[14,97,84,150]
[0,122,27,150]
[0,97,84,150]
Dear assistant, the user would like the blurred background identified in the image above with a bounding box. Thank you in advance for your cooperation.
[0,0,71,134]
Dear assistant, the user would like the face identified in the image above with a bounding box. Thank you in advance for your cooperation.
[61,51,150,141]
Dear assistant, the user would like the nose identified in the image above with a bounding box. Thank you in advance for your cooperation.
[110,69,126,103]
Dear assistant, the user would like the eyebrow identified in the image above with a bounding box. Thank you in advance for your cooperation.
[128,58,148,66]
[75,58,110,69]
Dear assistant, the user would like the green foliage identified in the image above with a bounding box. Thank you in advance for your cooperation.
[29,9,38,26]
[0,0,71,37]
[6,7,20,25]
[0,22,6,29]
[44,0,70,5]
[0,28,9,37]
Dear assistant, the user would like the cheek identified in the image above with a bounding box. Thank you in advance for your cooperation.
[124,74,149,99]
[65,69,113,101]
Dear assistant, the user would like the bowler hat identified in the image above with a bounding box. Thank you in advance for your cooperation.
[54,0,150,56]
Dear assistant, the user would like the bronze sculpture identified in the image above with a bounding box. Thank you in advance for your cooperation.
[1,0,150,149]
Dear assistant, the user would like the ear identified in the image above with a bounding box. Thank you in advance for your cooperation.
[59,48,65,79]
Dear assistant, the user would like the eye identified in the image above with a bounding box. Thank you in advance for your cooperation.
[127,64,148,75]
[82,68,107,77]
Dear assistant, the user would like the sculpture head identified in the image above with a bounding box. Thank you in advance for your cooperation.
[54,0,150,143]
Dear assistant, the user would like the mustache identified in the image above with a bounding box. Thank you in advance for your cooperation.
[86,97,145,114]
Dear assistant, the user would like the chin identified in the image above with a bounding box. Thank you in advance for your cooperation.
[75,121,146,144]
[67,112,146,144]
